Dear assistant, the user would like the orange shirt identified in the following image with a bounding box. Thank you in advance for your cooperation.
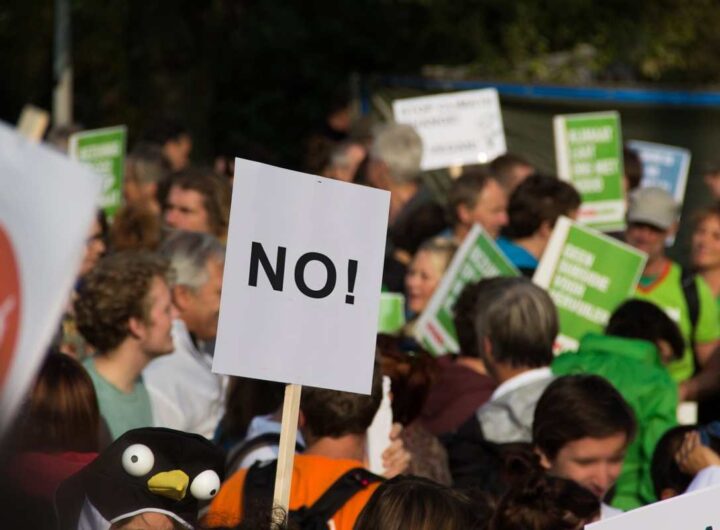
[205,454,380,530]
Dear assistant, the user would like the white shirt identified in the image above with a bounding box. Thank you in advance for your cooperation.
[686,465,720,493]
[490,367,553,401]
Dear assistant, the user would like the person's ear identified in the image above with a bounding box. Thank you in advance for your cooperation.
[128,315,146,340]
[457,204,473,226]
[172,285,192,313]
[535,447,552,470]
[482,336,494,362]
[538,220,553,239]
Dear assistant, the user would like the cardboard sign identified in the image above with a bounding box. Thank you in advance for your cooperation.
[16,105,50,142]
[377,292,406,334]
[393,89,506,171]
[587,483,720,530]
[70,126,127,218]
[533,217,646,352]
[0,121,101,431]
[627,139,691,205]
[212,158,390,394]
[554,112,625,232]
[414,225,519,355]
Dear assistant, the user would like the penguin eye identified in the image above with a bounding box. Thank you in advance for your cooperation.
[190,470,221,500]
[121,444,155,477]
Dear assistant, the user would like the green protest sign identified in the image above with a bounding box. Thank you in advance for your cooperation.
[554,112,625,232]
[377,293,406,334]
[414,224,519,355]
[69,126,127,218]
[533,216,646,352]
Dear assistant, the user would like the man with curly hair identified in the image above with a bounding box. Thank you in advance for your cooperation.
[75,251,175,440]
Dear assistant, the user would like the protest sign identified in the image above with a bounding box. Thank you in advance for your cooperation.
[587,483,720,530]
[16,105,49,142]
[70,126,127,218]
[414,224,519,355]
[393,89,506,171]
[0,121,101,432]
[378,292,406,334]
[533,217,646,352]
[627,139,691,205]
[554,111,625,232]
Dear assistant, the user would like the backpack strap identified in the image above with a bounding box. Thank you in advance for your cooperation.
[226,432,303,475]
[290,468,384,528]
[242,459,277,520]
[681,266,700,352]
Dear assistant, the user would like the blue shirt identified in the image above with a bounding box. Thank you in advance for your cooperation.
[496,237,539,271]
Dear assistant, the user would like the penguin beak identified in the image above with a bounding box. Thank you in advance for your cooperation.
[147,469,190,501]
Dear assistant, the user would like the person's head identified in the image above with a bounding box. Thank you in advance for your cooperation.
[703,162,720,201]
[159,230,225,341]
[300,361,382,443]
[447,168,508,239]
[622,146,643,194]
[625,187,679,263]
[489,153,535,194]
[650,425,697,500]
[606,299,684,364]
[79,210,108,278]
[354,475,481,530]
[691,204,720,272]
[75,251,175,358]
[488,473,600,530]
[533,375,637,500]
[405,238,457,314]
[322,140,367,183]
[110,204,163,252]
[110,512,185,530]
[123,143,170,213]
[163,168,231,240]
[472,277,557,379]
[16,351,100,453]
[367,124,423,190]
[503,175,581,246]
[144,120,192,171]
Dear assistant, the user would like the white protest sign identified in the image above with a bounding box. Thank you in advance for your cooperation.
[587,483,720,529]
[0,121,101,431]
[213,158,390,394]
[393,89,506,171]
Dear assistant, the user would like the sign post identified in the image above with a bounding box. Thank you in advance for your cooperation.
[16,105,50,143]
[213,158,390,517]
[554,111,625,232]
[393,89,506,171]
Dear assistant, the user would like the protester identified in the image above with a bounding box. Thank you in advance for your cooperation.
[109,203,163,252]
[353,475,482,530]
[650,425,698,500]
[143,119,193,171]
[404,237,458,321]
[122,143,170,214]
[75,251,175,439]
[691,204,720,300]
[552,299,681,508]
[144,231,228,439]
[626,187,720,390]
[497,175,581,276]
[445,167,509,241]
[533,374,637,519]
[322,140,366,183]
[488,153,535,194]
[163,168,232,242]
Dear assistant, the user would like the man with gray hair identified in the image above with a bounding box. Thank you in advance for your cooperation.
[143,230,228,438]
[469,276,557,443]
[367,123,447,291]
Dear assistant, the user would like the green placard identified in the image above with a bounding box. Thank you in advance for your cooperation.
[533,217,647,352]
[377,292,406,334]
[70,126,127,218]
[554,112,625,232]
[414,224,519,355]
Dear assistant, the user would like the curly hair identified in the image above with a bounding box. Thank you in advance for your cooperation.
[75,251,171,353]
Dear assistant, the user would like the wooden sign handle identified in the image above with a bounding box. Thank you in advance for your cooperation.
[272,383,302,524]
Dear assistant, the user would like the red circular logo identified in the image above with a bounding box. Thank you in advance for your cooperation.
[0,224,21,388]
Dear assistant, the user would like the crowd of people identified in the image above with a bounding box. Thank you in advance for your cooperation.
[5,106,720,530]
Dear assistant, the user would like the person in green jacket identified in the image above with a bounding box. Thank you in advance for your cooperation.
[552,299,684,510]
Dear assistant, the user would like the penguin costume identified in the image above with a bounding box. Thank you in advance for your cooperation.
[56,427,225,530]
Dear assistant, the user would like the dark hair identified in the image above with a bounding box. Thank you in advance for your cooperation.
[489,154,534,190]
[446,168,493,226]
[110,204,162,252]
[300,361,383,439]
[472,277,557,369]
[217,378,285,447]
[453,282,484,359]
[75,251,171,352]
[692,203,720,233]
[503,175,581,239]
[376,334,437,425]
[143,118,190,145]
[606,299,684,360]
[650,425,696,499]
[488,473,599,530]
[533,375,637,461]
[623,146,643,191]
[166,168,231,239]
[17,352,100,453]
[354,475,482,530]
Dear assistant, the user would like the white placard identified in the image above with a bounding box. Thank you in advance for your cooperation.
[0,121,101,431]
[212,159,390,394]
[587,483,720,529]
[393,89,506,171]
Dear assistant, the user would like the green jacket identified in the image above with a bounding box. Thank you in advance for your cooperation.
[552,333,678,510]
